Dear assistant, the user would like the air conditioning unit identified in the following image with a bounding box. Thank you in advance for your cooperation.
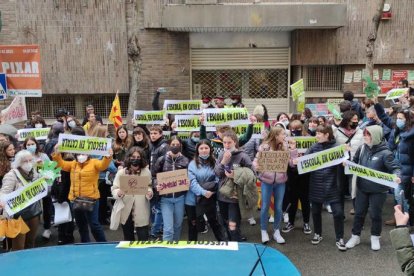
[185,0,218,4]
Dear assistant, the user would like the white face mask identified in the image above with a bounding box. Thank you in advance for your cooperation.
[35,123,43,129]
[21,162,33,172]
[77,154,88,164]
[68,121,77,129]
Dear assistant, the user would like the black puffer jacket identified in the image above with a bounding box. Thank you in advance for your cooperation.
[149,138,168,177]
[353,142,401,193]
[152,153,189,192]
[306,139,341,203]
[182,138,197,160]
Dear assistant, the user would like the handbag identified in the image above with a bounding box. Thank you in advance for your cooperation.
[72,197,96,212]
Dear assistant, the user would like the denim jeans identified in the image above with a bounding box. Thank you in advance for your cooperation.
[73,201,106,243]
[150,199,163,236]
[394,183,409,213]
[260,182,286,231]
[160,195,185,241]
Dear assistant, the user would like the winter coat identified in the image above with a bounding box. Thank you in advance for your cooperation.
[52,153,112,200]
[333,126,364,160]
[353,142,401,193]
[111,167,152,227]
[306,140,341,203]
[215,150,252,203]
[351,100,365,121]
[149,138,168,176]
[242,138,261,161]
[374,103,394,129]
[390,227,414,275]
[185,159,217,206]
[182,138,198,160]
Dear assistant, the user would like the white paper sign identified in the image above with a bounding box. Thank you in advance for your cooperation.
[1,96,27,124]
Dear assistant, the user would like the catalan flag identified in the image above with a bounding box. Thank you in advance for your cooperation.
[109,92,122,129]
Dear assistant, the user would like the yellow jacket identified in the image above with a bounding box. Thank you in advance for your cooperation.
[52,153,112,200]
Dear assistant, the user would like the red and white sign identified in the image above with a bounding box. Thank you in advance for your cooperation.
[392,70,408,82]
[1,96,27,124]
[379,80,396,93]
[0,45,42,97]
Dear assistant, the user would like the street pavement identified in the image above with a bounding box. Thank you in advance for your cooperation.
[35,195,404,276]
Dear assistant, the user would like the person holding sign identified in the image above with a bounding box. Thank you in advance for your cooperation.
[52,144,113,243]
[111,147,153,241]
[253,127,297,244]
[0,150,42,250]
[153,136,189,242]
[345,126,401,251]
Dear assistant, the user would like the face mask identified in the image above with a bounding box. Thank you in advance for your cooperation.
[396,119,406,129]
[21,162,33,173]
[308,127,316,133]
[199,154,209,160]
[291,130,302,137]
[26,145,37,154]
[350,122,358,129]
[281,120,289,127]
[68,121,77,129]
[170,146,181,155]
[35,123,43,129]
[131,158,142,167]
[191,137,200,143]
[77,154,88,164]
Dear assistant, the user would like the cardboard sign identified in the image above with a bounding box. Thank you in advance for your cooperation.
[256,151,290,173]
[17,127,50,141]
[133,110,165,125]
[119,175,150,195]
[57,133,112,156]
[163,100,202,114]
[202,108,249,127]
[0,45,42,97]
[297,145,349,174]
[157,169,189,195]
[1,96,27,124]
[344,160,398,189]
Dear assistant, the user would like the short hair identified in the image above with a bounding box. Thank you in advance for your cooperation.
[316,125,334,141]
[401,79,409,87]
[71,126,86,136]
[222,131,239,146]
[12,150,33,169]
[216,125,232,133]
[339,100,352,113]
[148,125,163,134]
[343,91,354,101]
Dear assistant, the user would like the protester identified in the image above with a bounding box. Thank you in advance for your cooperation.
[253,126,297,244]
[253,104,270,128]
[214,96,226,108]
[0,150,42,250]
[276,112,290,130]
[82,105,103,126]
[317,116,327,127]
[230,95,245,108]
[0,141,15,185]
[301,108,313,125]
[112,125,133,168]
[185,140,225,241]
[345,125,401,251]
[84,113,100,136]
[153,136,189,242]
[132,127,151,165]
[65,115,81,132]
[44,122,64,157]
[52,144,113,243]
[111,147,153,241]
[343,91,364,120]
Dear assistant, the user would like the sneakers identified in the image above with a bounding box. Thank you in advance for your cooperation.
[325,205,332,213]
[247,217,257,226]
[371,235,381,251]
[349,208,355,215]
[269,215,274,223]
[282,222,295,233]
[283,213,289,223]
[345,234,360,249]
[311,233,323,244]
[261,230,270,244]
[273,229,285,244]
[200,225,209,234]
[336,239,347,251]
[42,229,51,239]
[303,223,312,235]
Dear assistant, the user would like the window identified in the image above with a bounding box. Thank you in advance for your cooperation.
[305,66,342,91]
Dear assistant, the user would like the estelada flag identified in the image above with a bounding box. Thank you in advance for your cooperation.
[109,92,122,128]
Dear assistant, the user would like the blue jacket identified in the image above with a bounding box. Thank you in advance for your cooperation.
[92,155,117,180]
[185,159,217,206]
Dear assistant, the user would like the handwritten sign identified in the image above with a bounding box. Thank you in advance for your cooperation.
[256,151,290,173]
[1,96,27,124]
[117,240,239,251]
[119,175,150,195]
[157,169,189,195]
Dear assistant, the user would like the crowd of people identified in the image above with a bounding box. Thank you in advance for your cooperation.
[0,87,413,258]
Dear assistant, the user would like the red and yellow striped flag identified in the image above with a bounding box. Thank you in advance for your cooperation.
[109,92,122,128]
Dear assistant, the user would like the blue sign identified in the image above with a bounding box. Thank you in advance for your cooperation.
[0,73,7,100]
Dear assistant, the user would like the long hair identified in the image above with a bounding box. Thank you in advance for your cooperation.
[124,147,148,169]
[90,125,108,138]
[0,141,12,176]
[194,139,215,169]
[23,137,40,155]
[397,108,414,133]
[133,127,150,149]
[262,127,286,151]
[113,125,133,153]
[339,110,358,129]
[316,125,334,141]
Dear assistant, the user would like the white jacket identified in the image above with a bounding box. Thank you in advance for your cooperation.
[333,126,364,159]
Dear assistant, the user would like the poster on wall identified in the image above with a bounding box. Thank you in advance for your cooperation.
[382,69,391,81]
[379,80,395,94]
[392,70,408,82]
[353,71,362,82]
[343,72,353,83]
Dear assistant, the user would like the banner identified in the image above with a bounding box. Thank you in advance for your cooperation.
[256,151,290,173]
[157,169,189,195]
[305,104,329,117]
[163,100,202,115]
[0,177,48,216]
[385,88,408,100]
[116,241,239,251]
[133,110,165,125]
[0,45,42,97]
[119,175,151,195]
[17,127,50,141]
[1,96,27,124]
[291,136,318,153]
[297,145,349,174]
[57,134,112,156]
[291,79,305,112]
[327,103,342,119]
[344,160,398,189]
[202,108,249,127]
[175,115,201,132]
[232,123,264,139]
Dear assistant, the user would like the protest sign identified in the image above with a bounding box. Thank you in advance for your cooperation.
[1,96,27,124]
[157,169,189,195]
[327,103,342,119]
[291,136,318,153]
[297,145,349,175]
[256,151,290,173]
[163,100,202,115]
[133,110,165,125]
[57,134,112,156]
[202,108,249,127]
[291,79,305,112]
[0,45,42,97]
[305,104,330,117]
[0,177,48,216]
[232,123,264,139]
[116,241,239,251]
[175,115,201,132]
[344,160,398,189]
[385,88,408,100]
[17,127,50,141]
[119,175,150,195]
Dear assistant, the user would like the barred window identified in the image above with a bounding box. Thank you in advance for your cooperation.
[305,66,342,91]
